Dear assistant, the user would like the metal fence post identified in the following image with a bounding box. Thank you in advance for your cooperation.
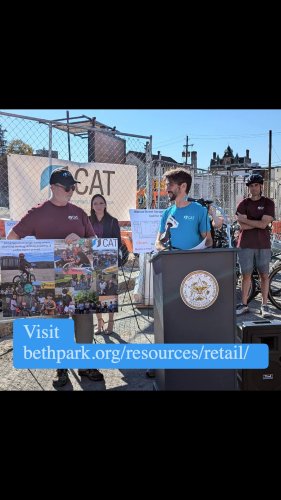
[145,136,153,209]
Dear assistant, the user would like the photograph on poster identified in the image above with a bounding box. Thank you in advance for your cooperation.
[0,239,55,318]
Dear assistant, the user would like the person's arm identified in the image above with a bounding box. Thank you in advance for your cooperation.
[200,231,213,248]
[235,213,253,230]
[209,206,223,229]
[155,231,167,251]
[64,233,81,244]
[237,212,273,229]
[238,222,254,230]
[200,207,212,247]
[7,229,20,240]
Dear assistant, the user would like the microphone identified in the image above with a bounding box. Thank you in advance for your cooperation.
[160,214,178,249]
[166,215,178,228]
[160,223,172,245]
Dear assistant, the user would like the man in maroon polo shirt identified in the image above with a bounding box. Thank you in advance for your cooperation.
[236,173,275,318]
[7,168,104,389]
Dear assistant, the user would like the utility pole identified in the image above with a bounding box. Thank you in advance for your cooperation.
[66,110,71,161]
[182,135,194,166]
[268,129,272,198]
[145,137,153,209]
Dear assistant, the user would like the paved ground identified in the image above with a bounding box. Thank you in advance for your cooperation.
[0,283,280,391]
[0,304,155,391]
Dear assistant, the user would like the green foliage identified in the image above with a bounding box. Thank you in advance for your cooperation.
[7,139,33,155]
[75,290,98,303]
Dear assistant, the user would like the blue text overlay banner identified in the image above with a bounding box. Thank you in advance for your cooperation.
[13,319,269,369]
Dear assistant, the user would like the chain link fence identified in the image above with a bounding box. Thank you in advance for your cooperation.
[1,111,281,314]
[0,111,152,219]
[0,111,155,333]
[191,169,281,221]
[1,111,280,222]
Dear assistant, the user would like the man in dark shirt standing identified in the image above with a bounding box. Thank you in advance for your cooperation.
[7,168,104,388]
[236,173,275,318]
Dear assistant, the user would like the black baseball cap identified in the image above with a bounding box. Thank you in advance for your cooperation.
[50,168,80,187]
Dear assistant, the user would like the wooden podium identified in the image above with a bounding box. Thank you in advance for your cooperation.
[151,248,238,390]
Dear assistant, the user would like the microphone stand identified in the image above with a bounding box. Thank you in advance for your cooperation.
[167,224,172,250]
[160,223,172,250]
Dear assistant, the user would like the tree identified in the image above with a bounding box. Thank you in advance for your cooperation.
[6,139,33,155]
[75,290,98,303]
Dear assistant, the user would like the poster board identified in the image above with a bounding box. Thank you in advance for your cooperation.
[0,238,118,318]
[129,209,163,253]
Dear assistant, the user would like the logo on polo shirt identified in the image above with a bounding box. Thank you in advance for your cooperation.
[68,215,79,220]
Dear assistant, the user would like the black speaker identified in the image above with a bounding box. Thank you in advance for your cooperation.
[237,320,281,391]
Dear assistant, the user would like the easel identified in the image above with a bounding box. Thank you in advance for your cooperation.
[143,252,154,319]
[121,253,153,319]
[120,256,141,330]
[120,254,138,307]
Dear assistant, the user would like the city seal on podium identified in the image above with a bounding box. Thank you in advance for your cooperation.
[180,270,219,310]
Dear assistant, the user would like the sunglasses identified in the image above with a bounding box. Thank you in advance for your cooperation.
[55,184,76,192]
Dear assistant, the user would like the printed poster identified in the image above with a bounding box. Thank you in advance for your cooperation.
[0,238,118,318]
[129,209,164,253]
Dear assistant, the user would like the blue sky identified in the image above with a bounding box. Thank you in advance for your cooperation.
[1,109,281,170]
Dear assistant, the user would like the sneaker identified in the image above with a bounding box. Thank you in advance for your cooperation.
[236,303,249,315]
[53,369,69,388]
[260,304,272,318]
[78,369,104,381]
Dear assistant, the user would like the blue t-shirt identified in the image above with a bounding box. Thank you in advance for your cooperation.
[159,202,210,250]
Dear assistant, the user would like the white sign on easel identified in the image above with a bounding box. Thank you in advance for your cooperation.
[129,209,163,254]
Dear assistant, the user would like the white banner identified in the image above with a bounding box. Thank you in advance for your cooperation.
[7,155,137,221]
[129,209,164,253]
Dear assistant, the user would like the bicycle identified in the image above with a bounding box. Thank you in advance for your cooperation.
[268,261,281,310]
[12,269,36,295]
[235,249,281,306]
[213,219,258,303]
[214,218,281,306]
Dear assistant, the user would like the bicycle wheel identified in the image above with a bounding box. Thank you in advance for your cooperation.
[14,284,25,296]
[12,275,21,283]
[268,265,281,310]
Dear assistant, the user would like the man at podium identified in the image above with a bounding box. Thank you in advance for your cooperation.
[155,168,212,251]
[147,168,213,379]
